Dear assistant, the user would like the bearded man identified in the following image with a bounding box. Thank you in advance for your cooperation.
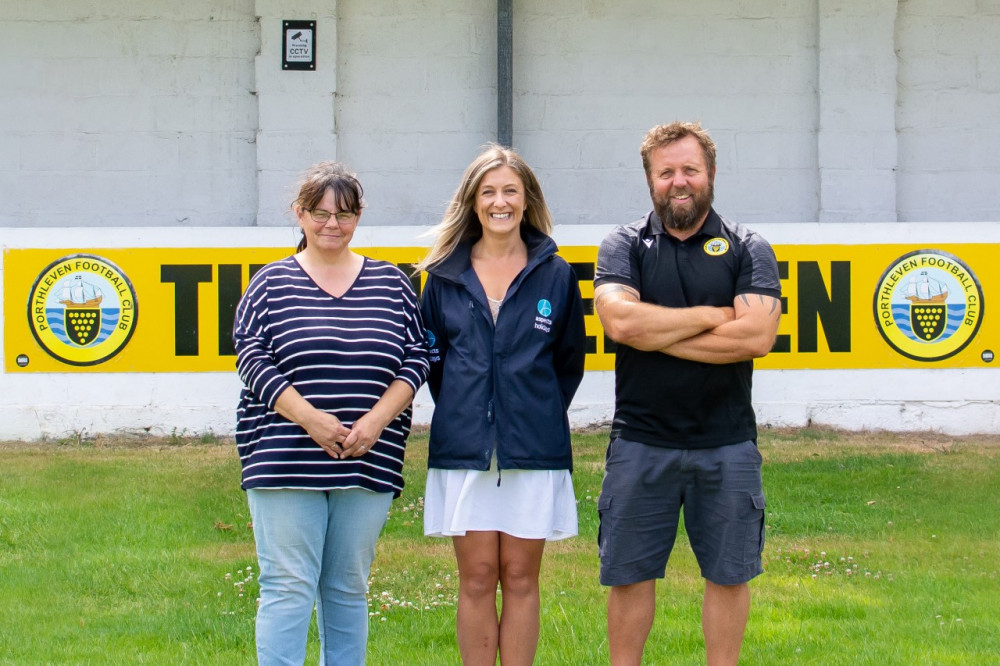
[594,121,782,666]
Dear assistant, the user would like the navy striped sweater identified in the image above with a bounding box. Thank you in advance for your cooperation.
[234,256,429,497]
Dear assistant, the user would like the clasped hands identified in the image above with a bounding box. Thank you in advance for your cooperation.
[306,410,383,460]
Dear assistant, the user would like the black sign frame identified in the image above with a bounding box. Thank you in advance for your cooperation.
[282,20,316,71]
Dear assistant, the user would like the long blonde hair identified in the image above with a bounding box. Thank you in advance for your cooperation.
[414,144,553,272]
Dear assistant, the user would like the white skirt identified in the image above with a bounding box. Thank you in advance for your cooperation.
[423,459,578,542]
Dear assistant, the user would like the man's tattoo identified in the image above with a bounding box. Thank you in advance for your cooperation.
[737,293,781,316]
[595,284,639,306]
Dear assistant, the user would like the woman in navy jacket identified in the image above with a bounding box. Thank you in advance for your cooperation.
[415,144,586,665]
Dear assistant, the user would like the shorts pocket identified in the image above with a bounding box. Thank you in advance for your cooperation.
[749,491,766,559]
[597,494,612,552]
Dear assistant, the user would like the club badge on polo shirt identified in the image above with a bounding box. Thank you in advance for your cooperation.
[704,238,730,256]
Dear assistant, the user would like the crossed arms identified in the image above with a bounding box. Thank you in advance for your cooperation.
[594,282,781,364]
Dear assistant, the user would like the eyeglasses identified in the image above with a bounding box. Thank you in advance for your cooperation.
[308,209,358,224]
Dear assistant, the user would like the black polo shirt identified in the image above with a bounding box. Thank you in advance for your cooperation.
[594,208,781,449]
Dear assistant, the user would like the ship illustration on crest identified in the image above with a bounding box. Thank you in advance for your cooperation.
[59,275,104,308]
[904,271,948,304]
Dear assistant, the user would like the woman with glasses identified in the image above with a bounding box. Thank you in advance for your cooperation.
[416,144,586,665]
[233,161,429,665]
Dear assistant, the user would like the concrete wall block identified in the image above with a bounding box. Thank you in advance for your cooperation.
[335,131,475,175]
[930,90,998,129]
[820,168,896,215]
[980,0,1000,14]
[900,0,978,16]
[0,20,121,59]
[893,15,939,55]
[895,92,935,131]
[540,167,646,222]
[737,131,817,170]
[819,92,895,129]
[514,16,575,57]
[256,131,336,171]
[723,170,819,222]
[526,93,802,135]
[257,169,305,225]
[337,92,490,133]
[94,53,253,96]
[577,130,647,170]
[515,54,636,96]
[735,0,813,19]
[356,170,460,228]
[95,134,155,172]
[933,17,1000,55]
[422,55,496,92]
[898,54,976,90]
[514,131,584,170]
[715,16,816,56]
[19,133,99,171]
[520,16,640,57]
[413,132,501,172]
[254,62,335,95]
[177,131,258,170]
[161,0,255,22]
[630,18,716,55]
[56,95,153,133]
[898,130,1000,169]
[0,135,18,171]
[563,170,650,225]
[819,130,897,170]
[335,55,428,94]
[5,58,103,97]
[701,93,816,131]
[342,15,483,58]
[977,58,1000,91]
[153,93,256,132]
[113,18,258,59]
[256,93,332,132]
[898,170,1000,221]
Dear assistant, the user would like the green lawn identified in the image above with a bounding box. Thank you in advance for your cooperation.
[1,428,998,665]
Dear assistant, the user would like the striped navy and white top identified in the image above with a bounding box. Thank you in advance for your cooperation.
[234,256,429,497]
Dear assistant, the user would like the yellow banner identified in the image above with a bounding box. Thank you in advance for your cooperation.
[3,244,995,372]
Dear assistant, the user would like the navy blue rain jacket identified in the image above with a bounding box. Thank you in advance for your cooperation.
[420,227,586,472]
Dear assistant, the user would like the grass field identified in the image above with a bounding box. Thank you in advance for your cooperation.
[2,427,999,665]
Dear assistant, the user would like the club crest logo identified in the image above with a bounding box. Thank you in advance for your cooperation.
[703,237,730,256]
[27,254,138,366]
[873,250,983,362]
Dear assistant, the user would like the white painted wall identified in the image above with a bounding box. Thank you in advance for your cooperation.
[0,0,259,228]
[3,1,1000,230]
[896,0,1000,222]
[2,223,999,441]
[516,1,820,226]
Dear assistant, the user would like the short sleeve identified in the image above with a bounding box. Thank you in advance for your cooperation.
[735,229,781,299]
[594,224,640,291]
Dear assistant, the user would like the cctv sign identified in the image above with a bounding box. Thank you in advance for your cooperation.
[283,20,316,70]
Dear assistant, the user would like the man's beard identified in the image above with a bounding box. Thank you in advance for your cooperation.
[653,181,714,232]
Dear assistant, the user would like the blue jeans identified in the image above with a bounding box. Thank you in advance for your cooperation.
[247,488,393,666]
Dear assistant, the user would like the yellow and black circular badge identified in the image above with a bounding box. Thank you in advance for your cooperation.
[27,254,139,366]
[873,249,983,362]
[703,237,730,256]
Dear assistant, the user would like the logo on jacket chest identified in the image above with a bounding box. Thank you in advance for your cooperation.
[534,299,553,333]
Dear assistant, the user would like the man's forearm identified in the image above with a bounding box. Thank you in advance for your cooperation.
[597,285,733,351]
